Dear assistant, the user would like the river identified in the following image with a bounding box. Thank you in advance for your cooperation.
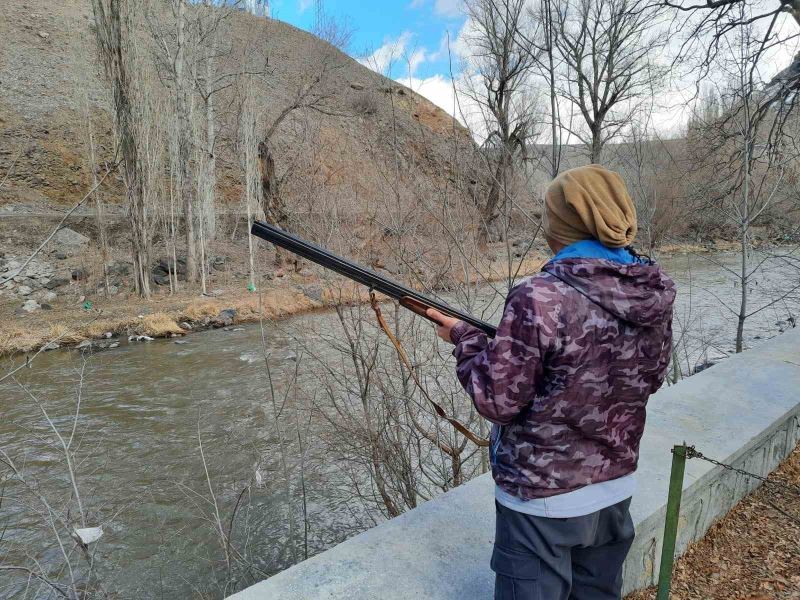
[1,250,798,598]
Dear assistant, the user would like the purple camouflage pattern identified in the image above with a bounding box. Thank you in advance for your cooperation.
[450,258,676,499]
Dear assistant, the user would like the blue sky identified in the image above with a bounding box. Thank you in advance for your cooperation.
[267,1,467,84]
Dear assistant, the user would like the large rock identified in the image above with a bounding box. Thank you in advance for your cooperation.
[107,260,131,277]
[152,256,187,286]
[45,277,70,290]
[53,227,90,250]
[211,308,236,328]
[210,255,227,272]
[21,299,40,312]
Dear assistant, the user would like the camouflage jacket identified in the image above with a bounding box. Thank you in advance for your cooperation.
[451,258,676,499]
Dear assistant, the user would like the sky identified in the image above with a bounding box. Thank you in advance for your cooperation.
[266,0,468,118]
[263,1,798,139]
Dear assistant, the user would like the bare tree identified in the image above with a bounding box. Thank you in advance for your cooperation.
[311,0,354,52]
[240,76,263,288]
[663,0,800,144]
[551,0,665,163]
[528,0,565,178]
[685,8,800,352]
[91,0,152,297]
[463,0,539,245]
[84,98,112,297]
[192,0,256,243]
[256,59,343,266]
[616,125,685,253]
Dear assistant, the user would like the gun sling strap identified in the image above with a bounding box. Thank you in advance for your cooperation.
[369,292,489,448]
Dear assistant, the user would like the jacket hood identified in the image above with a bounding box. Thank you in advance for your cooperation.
[542,258,676,327]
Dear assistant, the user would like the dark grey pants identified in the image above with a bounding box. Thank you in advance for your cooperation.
[492,498,635,600]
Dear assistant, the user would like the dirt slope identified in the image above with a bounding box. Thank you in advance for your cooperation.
[0,0,476,210]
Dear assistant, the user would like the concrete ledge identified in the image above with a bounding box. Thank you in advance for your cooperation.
[231,330,800,599]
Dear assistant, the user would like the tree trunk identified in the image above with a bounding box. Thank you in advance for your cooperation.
[258,140,289,266]
[202,33,218,241]
[85,106,110,297]
[590,126,603,164]
[736,141,751,354]
[479,150,510,246]
[175,0,198,283]
[93,0,151,298]
[451,453,463,487]
[545,0,560,179]
[126,137,150,298]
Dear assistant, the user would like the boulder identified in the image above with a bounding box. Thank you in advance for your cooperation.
[71,268,88,281]
[21,299,40,312]
[211,308,236,328]
[107,260,131,277]
[152,256,186,286]
[53,227,90,250]
[45,277,70,290]
[302,284,324,302]
[54,252,68,260]
[210,256,227,272]
[17,285,32,296]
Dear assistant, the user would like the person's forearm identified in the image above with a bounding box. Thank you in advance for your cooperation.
[451,289,543,425]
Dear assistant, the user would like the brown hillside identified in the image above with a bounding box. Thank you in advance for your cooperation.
[0,0,476,211]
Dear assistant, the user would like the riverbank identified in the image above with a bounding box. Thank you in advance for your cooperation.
[3,235,787,358]
[1,253,547,357]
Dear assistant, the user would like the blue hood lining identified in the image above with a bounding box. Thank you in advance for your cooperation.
[549,239,641,265]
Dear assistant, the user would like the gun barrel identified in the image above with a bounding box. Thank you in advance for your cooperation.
[250,221,497,337]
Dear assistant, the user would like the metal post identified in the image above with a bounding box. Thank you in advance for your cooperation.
[656,444,687,600]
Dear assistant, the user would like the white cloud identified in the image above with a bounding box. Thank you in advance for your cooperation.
[434,0,463,18]
[359,32,432,80]
[406,73,486,134]
[298,0,313,13]
[359,31,415,75]
[407,74,458,116]
[408,0,426,8]
[407,48,427,77]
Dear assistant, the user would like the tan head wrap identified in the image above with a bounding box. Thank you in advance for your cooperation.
[544,164,637,248]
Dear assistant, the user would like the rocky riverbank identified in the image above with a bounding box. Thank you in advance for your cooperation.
[2,223,781,358]
[1,231,548,357]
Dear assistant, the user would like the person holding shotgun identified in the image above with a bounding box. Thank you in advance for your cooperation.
[427,165,676,600]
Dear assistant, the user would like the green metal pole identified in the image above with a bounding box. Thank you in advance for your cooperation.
[656,444,687,600]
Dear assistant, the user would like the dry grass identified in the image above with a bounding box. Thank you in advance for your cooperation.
[140,313,185,337]
[182,299,223,322]
[626,443,800,600]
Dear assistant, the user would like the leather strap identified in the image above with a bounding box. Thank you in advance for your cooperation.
[370,292,489,448]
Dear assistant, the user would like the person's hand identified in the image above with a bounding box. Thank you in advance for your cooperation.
[426,308,462,344]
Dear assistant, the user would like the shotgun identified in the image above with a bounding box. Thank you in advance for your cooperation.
[250,221,497,338]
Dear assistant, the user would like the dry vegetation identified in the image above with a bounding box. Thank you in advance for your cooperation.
[626,444,800,600]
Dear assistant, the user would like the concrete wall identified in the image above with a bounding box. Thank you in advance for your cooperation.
[230,330,800,599]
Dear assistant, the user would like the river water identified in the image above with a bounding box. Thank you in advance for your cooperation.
[1,251,798,598]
